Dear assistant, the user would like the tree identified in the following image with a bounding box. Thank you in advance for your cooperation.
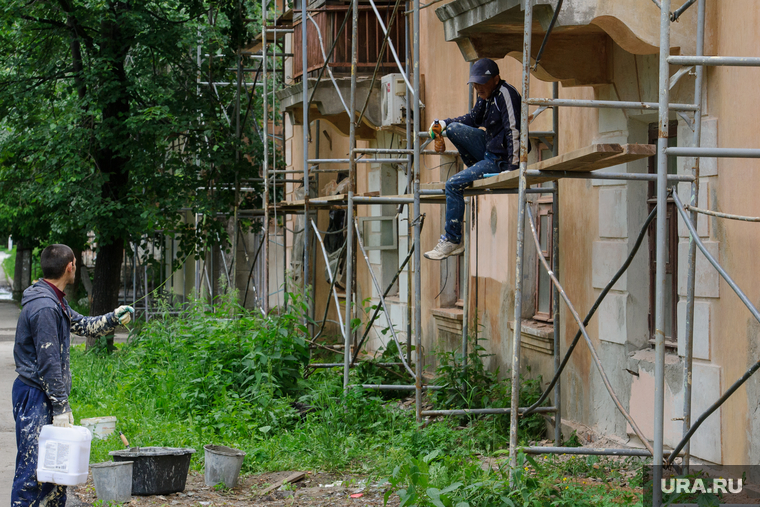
[0,1,267,329]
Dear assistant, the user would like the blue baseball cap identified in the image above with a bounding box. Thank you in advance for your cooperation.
[468,58,500,84]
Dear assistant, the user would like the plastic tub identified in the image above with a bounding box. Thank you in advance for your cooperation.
[204,445,246,488]
[91,461,133,504]
[109,447,195,495]
[80,416,117,440]
[37,425,92,486]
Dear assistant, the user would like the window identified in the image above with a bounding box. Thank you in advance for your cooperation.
[647,122,678,348]
[533,142,555,323]
[533,198,554,322]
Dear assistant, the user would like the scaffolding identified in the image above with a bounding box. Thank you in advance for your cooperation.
[247,0,760,504]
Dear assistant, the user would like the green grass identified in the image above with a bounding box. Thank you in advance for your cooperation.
[69,290,645,506]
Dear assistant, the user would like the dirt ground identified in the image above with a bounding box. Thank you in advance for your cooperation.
[71,470,400,507]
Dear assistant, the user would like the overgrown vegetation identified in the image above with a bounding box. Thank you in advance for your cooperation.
[69,292,645,505]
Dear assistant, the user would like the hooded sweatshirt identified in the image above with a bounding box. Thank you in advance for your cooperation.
[445,79,526,167]
[14,281,120,416]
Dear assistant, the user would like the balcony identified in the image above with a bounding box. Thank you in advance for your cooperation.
[292,2,406,81]
[435,0,696,87]
[280,0,406,137]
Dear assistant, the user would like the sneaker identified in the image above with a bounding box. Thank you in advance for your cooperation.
[424,238,465,260]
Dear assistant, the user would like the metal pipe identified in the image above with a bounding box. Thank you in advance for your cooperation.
[302,0,311,321]
[310,362,406,368]
[509,0,533,476]
[422,407,557,417]
[311,220,346,339]
[525,171,694,182]
[667,147,760,158]
[673,193,760,327]
[669,55,760,67]
[533,0,563,71]
[351,244,415,365]
[523,447,663,457]
[682,0,706,471]
[358,384,442,390]
[461,197,471,365]
[354,219,416,378]
[306,5,351,109]
[670,0,696,21]
[404,6,413,365]
[354,148,415,154]
[367,0,414,94]
[344,0,359,390]
[307,14,351,115]
[551,85,561,447]
[685,204,760,222]
[654,2,673,501]
[308,158,410,164]
[413,0,422,424]
[262,3,270,314]
[526,206,655,457]
[353,197,416,204]
[526,98,698,111]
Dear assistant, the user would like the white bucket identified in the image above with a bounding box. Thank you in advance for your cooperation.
[37,425,92,486]
[79,416,117,440]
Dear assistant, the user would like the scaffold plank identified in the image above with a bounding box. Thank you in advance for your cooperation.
[422,143,654,191]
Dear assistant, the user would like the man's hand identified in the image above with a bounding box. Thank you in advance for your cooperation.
[428,120,446,139]
[52,412,74,428]
[114,305,134,325]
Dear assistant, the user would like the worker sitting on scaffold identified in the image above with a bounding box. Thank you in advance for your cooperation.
[424,58,526,261]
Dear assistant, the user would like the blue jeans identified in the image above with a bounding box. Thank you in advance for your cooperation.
[12,378,67,507]
[443,123,517,244]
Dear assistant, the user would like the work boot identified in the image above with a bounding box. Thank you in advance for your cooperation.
[424,238,465,260]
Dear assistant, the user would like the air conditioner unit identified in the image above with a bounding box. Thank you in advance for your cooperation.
[380,73,407,127]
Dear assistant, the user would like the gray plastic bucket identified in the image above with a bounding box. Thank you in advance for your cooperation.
[91,461,133,504]
[204,445,246,488]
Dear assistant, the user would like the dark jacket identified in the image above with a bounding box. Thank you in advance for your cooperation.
[14,281,120,416]
[445,80,526,166]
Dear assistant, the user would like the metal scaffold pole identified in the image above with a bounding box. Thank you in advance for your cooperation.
[654,0,673,503]
[551,81,561,447]
[509,0,533,475]
[302,0,310,310]
[413,0,423,423]
[344,0,359,390]
[261,0,270,314]
[681,0,706,472]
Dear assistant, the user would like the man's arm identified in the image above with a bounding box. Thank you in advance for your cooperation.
[444,97,486,127]
[69,308,121,338]
[31,307,71,416]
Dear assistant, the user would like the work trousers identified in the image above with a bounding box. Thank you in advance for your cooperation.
[12,378,67,507]
[443,122,517,244]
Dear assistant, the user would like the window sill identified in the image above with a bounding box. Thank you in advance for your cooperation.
[509,319,555,355]
[432,307,463,335]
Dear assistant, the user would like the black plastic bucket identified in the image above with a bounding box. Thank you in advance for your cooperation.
[110,447,196,495]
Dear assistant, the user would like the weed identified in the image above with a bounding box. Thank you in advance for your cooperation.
[431,335,546,444]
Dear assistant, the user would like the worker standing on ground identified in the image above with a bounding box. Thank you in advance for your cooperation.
[424,58,526,260]
[11,244,134,507]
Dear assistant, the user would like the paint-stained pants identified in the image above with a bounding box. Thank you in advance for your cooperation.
[12,378,67,507]
[443,123,517,244]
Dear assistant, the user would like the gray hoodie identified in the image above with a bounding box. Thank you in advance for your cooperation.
[14,281,120,416]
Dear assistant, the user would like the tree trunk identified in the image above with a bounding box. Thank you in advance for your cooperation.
[88,239,124,349]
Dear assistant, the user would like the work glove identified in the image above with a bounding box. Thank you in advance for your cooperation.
[428,120,446,139]
[114,305,134,325]
[53,411,74,428]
